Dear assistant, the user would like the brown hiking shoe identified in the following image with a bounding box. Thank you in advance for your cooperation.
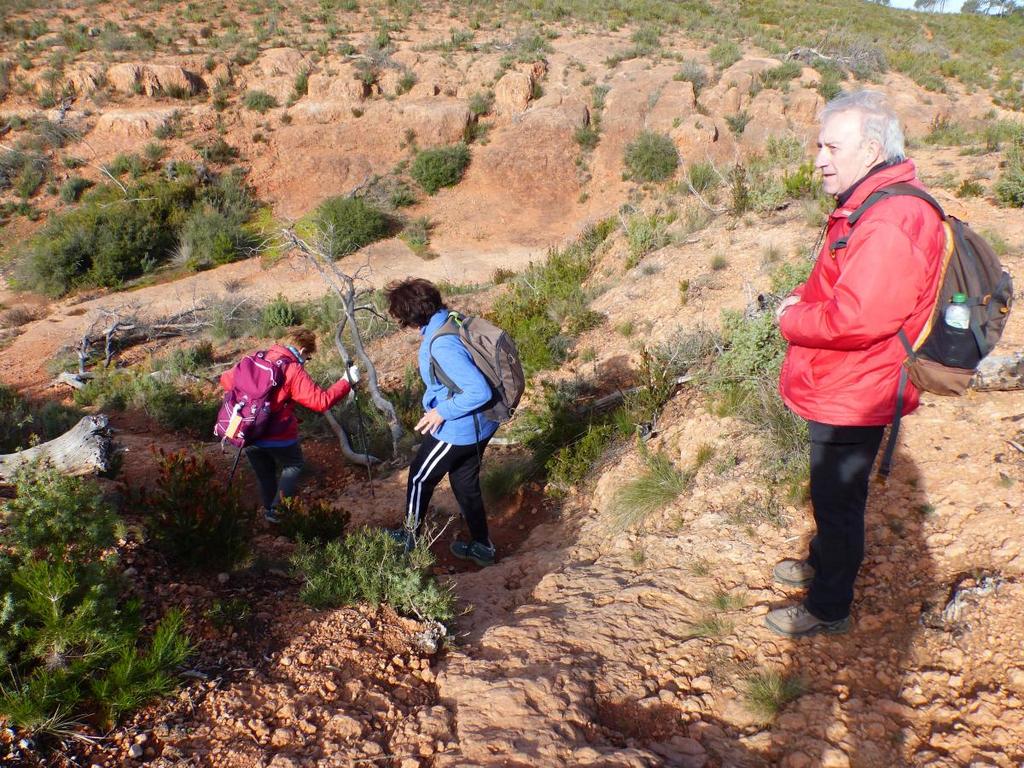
[773,558,814,588]
[765,604,850,637]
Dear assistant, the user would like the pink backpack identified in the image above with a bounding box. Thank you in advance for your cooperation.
[214,352,290,447]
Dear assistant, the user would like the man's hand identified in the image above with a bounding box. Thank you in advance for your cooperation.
[775,295,801,323]
[415,408,445,435]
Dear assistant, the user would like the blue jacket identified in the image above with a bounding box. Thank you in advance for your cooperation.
[419,309,499,446]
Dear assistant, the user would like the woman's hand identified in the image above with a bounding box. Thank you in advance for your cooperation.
[415,408,445,435]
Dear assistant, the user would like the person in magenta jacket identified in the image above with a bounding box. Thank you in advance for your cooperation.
[220,327,357,523]
[768,91,946,637]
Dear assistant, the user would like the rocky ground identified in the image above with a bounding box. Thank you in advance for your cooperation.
[2,2,1024,767]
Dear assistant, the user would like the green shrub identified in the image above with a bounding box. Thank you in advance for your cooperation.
[260,293,302,335]
[607,444,691,532]
[687,161,719,193]
[994,142,1024,207]
[725,111,752,135]
[401,216,433,258]
[490,219,615,373]
[166,341,214,376]
[410,143,471,194]
[59,175,92,203]
[956,178,984,198]
[313,195,391,257]
[243,89,278,112]
[546,423,615,495]
[291,528,454,622]
[178,206,250,270]
[293,68,309,97]
[574,124,601,150]
[481,458,535,505]
[623,131,678,182]
[278,497,350,543]
[74,369,218,436]
[195,136,240,164]
[924,115,971,146]
[674,60,708,95]
[782,161,820,199]
[709,40,741,69]
[760,60,801,90]
[0,385,81,454]
[468,90,493,117]
[107,152,146,178]
[625,211,672,268]
[0,465,189,733]
[138,450,251,570]
[15,177,199,295]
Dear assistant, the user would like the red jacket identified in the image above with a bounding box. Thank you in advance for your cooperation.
[778,160,946,426]
[219,345,351,442]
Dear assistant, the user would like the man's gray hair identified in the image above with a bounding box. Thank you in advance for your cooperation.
[820,90,905,163]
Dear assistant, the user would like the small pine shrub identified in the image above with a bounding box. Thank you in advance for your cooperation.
[293,68,309,97]
[574,125,601,150]
[481,458,535,505]
[178,206,252,270]
[313,196,391,257]
[244,89,278,113]
[925,115,970,146]
[291,528,454,621]
[278,497,350,543]
[401,216,433,258]
[623,131,679,183]
[744,669,805,722]
[138,450,252,570]
[260,294,303,335]
[782,161,820,199]
[410,143,471,195]
[0,465,190,733]
[194,137,240,164]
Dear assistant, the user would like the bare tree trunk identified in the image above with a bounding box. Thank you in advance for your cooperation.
[280,228,403,457]
[0,416,115,481]
[971,353,1024,392]
[323,410,380,466]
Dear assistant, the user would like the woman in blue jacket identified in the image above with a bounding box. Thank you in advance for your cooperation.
[385,278,499,566]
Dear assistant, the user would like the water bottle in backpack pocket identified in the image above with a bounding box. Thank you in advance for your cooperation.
[928,292,982,370]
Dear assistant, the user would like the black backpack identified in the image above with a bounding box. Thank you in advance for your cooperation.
[837,183,1014,477]
[428,311,525,425]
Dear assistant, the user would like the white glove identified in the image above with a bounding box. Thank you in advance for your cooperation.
[342,365,360,385]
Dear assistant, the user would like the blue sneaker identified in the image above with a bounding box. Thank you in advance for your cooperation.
[450,539,496,567]
[264,507,281,524]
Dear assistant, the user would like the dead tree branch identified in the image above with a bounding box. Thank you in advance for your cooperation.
[0,415,115,480]
[279,227,403,457]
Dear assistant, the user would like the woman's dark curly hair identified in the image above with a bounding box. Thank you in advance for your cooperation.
[385,278,445,328]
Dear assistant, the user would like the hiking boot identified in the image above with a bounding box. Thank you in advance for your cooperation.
[263,507,281,525]
[773,558,815,588]
[450,539,496,567]
[765,603,850,637]
[385,527,415,552]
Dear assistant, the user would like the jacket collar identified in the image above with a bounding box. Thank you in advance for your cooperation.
[831,159,919,220]
[420,308,451,337]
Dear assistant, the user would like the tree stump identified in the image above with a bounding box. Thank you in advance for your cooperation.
[971,353,1024,392]
[0,415,115,481]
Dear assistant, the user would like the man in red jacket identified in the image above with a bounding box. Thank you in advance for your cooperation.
[220,328,358,523]
[768,90,945,636]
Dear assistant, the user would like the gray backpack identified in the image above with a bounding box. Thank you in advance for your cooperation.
[429,311,525,424]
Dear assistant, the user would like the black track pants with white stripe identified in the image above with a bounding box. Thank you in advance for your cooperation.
[403,432,490,544]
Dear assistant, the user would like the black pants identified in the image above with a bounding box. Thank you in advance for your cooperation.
[245,442,304,511]
[404,433,490,544]
[805,421,885,622]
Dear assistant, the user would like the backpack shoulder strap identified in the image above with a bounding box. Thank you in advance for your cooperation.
[835,183,946,251]
[428,312,465,393]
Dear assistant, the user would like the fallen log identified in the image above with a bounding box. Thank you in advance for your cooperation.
[0,415,115,480]
[970,353,1023,392]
